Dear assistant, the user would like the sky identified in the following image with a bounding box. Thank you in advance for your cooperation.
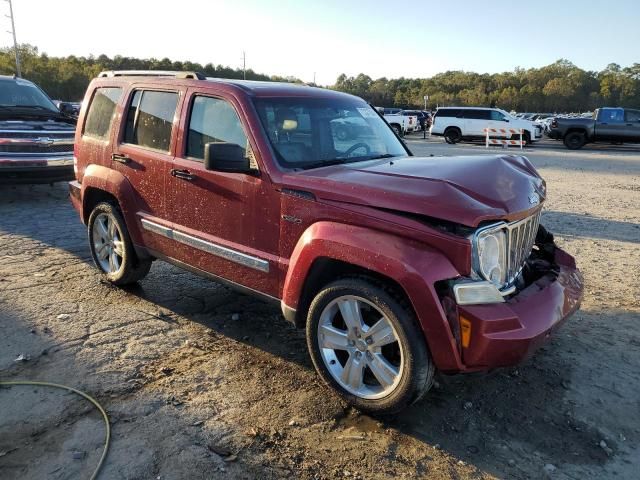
[2,0,639,85]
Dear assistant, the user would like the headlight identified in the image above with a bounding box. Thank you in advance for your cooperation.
[475,226,507,287]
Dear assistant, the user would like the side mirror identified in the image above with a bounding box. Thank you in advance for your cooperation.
[204,142,250,173]
[58,102,76,116]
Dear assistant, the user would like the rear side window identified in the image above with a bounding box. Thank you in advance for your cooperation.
[83,87,122,140]
[464,109,491,120]
[186,96,248,160]
[124,90,178,152]
[625,109,640,122]
[435,109,461,118]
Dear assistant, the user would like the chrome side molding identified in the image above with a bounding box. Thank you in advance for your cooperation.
[140,218,269,273]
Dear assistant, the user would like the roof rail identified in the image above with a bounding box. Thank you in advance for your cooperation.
[97,70,206,80]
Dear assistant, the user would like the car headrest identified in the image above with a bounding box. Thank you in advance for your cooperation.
[276,108,299,131]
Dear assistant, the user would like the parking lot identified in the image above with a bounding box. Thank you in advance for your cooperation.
[1,137,639,479]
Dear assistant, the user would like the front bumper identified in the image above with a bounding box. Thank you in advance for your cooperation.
[457,247,583,370]
[0,155,74,184]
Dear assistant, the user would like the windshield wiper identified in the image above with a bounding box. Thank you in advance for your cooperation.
[298,158,352,170]
[296,154,399,171]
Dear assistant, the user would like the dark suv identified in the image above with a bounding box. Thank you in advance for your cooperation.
[69,71,583,413]
[0,75,76,183]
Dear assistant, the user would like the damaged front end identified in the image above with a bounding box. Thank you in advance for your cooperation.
[435,221,583,370]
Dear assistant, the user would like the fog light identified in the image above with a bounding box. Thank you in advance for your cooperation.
[453,281,505,305]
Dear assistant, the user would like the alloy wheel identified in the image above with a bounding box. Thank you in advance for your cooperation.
[91,212,125,274]
[317,295,404,399]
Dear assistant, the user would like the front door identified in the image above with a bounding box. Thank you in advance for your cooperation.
[165,92,280,297]
[595,108,626,141]
[624,109,640,142]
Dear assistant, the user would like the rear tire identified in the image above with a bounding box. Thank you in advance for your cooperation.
[444,127,461,144]
[306,277,434,415]
[88,202,152,286]
[390,124,402,137]
[563,131,586,150]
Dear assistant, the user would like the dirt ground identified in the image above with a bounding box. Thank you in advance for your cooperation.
[1,138,639,479]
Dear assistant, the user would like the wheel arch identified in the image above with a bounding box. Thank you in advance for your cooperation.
[80,164,143,244]
[281,221,464,371]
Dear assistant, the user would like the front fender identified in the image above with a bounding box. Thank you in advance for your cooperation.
[282,221,465,371]
[80,164,143,244]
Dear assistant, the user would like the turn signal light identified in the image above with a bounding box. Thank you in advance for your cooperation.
[460,316,472,348]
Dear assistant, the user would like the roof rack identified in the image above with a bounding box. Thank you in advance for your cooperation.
[97,70,206,80]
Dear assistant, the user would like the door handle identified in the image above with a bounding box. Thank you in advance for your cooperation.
[171,169,196,181]
[627,123,634,126]
[111,153,131,164]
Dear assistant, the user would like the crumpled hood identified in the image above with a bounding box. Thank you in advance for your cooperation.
[282,155,546,227]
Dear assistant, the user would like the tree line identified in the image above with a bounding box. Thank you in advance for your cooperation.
[0,44,298,100]
[333,60,640,112]
[1,45,638,112]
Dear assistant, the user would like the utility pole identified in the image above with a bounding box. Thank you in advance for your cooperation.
[242,51,246,80]
[313,72,316,85]
[5,0,21,77]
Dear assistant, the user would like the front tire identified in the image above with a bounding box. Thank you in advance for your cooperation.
[306,277,434,414]
[88,202,151,285]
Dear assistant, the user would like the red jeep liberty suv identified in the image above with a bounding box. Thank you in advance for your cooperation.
[69,71,583,414]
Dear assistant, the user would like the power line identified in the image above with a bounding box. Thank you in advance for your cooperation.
[4,0,21,77]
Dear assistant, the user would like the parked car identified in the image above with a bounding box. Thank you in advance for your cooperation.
[402,110,431,130]
[430,107,543,144]
[69,70,583,414]
[376,108,409,136]
[547,107,640,149]
[0,75,76,183]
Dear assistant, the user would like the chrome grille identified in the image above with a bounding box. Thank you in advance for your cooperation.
[504,210,541,286]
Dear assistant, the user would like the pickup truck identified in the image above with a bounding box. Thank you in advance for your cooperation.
[376,107,417,136]
[548,107,640,149]
[0,75,76,183]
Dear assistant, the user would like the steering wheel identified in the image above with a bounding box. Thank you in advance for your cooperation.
[344,143,371,157]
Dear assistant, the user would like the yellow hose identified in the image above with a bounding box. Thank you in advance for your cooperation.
[0,381,110,480]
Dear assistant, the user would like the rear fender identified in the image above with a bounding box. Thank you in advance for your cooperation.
[282,222,464,371]
[80,164,143,244]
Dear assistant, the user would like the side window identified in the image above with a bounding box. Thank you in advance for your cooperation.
[490,110,506,121]
[83,87,122,140]
[465,110,490,120]
[124,90,178,152]
[186,96,249,161]
[625,109,640,122]
[600,108,625,123]
[437,109,459,118]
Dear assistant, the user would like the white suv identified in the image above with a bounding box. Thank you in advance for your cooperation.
[430,107,543,144]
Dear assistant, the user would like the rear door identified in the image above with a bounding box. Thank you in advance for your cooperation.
[463,109,491,137]
[112,87,184,253]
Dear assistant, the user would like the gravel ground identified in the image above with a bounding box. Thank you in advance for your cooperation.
[1,137,639,479]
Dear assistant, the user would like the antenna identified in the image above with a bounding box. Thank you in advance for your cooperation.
[4,0,21,77]
[242,51,246,80]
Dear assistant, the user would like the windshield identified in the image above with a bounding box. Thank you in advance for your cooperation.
[0,78,58,112]
[253,96,407,169]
